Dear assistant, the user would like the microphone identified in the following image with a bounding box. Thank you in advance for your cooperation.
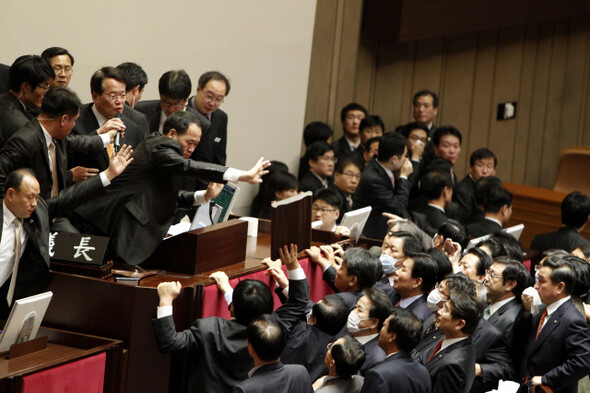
[113,112,123,153]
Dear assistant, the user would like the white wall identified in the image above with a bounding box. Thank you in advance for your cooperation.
[0,0,316,214]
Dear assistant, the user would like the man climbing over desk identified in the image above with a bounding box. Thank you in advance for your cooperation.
[152,244,309,393]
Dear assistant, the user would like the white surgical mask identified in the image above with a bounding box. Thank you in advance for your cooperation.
[380,254,398,275]
[427,289,445,313]
[346,311,372,333]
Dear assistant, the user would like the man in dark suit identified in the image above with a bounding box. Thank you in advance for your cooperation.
[346,287,392,375]
[0,55,54,146]
[332,103,367,164]
[361,307,431,393]
[234,314,312,393]
[0,148,131,317]
[410,168,454,237]
[281,294,349,381]
[307,247,382,311]
[483,257,530,376]
[453,148,497,222]
[116,62,150,138]
[330,158,361,219]
[519,256,590,393]
[467,187,512,238]
[458,247,493,282]
[353,132,413,239]
[72,111,268,265]
[187,71,230,166]
[391,252,438,324]
[413,90,439,138]
[40,47,74,88]
[69,66,144,172]
[153,245,309,393]
[299,141,335,193]
[531,191,590,253]
[413,291,480,393]
[314,335,365,393]
[0,87,117,200]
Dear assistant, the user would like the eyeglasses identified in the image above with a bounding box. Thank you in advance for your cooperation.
[435,282,450,300]
[485,269,502,280]
[342,172,361,180]
[326,342,334,351]
[201,90,224,105]
[53,66,72,74]
[312,206,337,213]
[103,93,127,101]
[37,83,51,92]
[160,99,186,109]
[318,155,335,163]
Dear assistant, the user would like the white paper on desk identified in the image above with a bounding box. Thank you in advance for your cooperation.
[166,222,191,238]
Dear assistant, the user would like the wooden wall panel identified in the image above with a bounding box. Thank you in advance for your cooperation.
[304,10,590,189]
[488,25,526,183]
[512,23,539,184]
[439,33,478,176]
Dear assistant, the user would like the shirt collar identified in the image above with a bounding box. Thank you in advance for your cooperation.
[3,201,17,229]
[440,336,467,351]
[91,104,109,127]
[545,295,571,316]
[484,216,502,227]
[344,136,360,151]
[488,296,515,316]
[376,160,394,181]
[39,122,52,148]
[354,333,378,345]
[427,203,445,213]
[400,293,423,308]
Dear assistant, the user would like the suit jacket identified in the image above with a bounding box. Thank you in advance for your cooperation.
[122,103,149,139]
[361,351,432,393]
[453,174,477,222]
[522,298,590,393]
[136,100,213,194]
[299,171,332,193]
[390,291,433,325]
[332,136,364,167]
[486,298,525,370]
[233,362,312,393]
[0,119,103,199]
[69,103,145,171]
[188,96,228,165]
[0,175,105,316]
[414,336,476,393]
[410,204,448,237]
[530,226,590,253]
[316,375,364,393]
[0,92,34,147]
[359,336,386,376]
[281,321,345,381]
[467,218,502,238]
[153,277,309,393]
[353,158,411,239]
[329,184,352,221]
[73,133,227,265]
[0,64,9,94]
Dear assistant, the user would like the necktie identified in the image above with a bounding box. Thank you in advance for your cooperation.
[427,339,444,362]
[106,142,115,160]
[535,309,548,340]
[48,140,59,197]
[483,306,491,320]
[7,218,22,305]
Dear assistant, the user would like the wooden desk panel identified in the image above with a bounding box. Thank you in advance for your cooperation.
[504,182,590,248]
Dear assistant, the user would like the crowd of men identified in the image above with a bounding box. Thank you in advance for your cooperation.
[2,48,590,393]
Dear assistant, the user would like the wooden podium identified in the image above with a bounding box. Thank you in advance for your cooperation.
[270,192,312,259]
[144,219,248,274]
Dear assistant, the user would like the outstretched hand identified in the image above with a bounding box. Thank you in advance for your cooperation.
[157,281,182,307]
[105,144,133,181]
[239,157,271,184]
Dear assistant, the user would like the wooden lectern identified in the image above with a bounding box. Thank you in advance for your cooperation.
[145,219,248,274]
[270,192,312,259]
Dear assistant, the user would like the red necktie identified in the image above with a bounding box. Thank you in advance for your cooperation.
[535,309,548,340]
[427,339,444,362]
